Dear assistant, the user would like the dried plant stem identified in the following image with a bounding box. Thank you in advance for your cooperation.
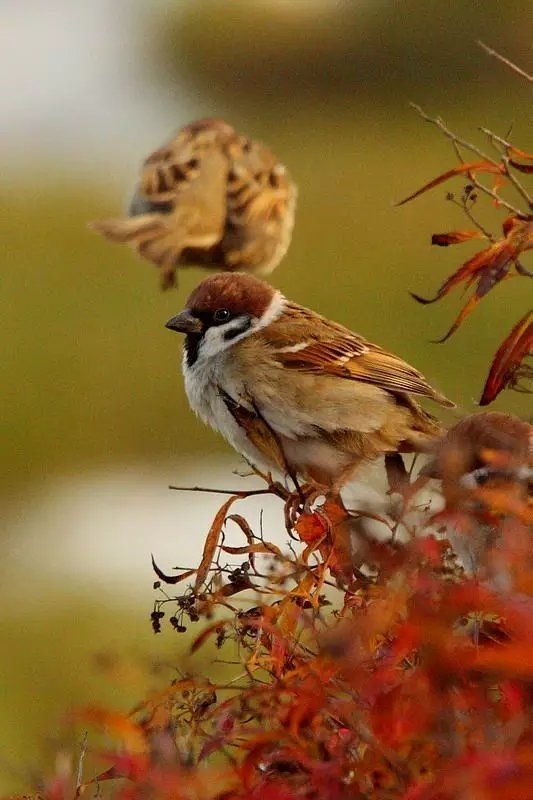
[480,128,533,210]
[410,104,526,216]
[502,157,533,210]
[467,175,524,216]
[450,196,495,242]
[168,485,273,498]
[409,103,498,165]
[477,40,533,83]
[75,732,88,795]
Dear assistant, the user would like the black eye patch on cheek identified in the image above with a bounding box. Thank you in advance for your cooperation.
[223,317,252,341]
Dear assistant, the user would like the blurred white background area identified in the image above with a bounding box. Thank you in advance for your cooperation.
[0,0,192,176]
[2,459,284,597]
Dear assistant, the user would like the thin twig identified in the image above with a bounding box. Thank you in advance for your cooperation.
[479,127,514,152]
[449,196,495,242]
[410,103,499,166]
[480,127,533,209]
[168,485,273,498]
[502,156,533,209]
[477,40,533,83]
[75,731,88,795]
[467,174,525,217]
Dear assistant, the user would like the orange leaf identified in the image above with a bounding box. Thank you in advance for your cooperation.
[431,230,485,246]
[195,496,240,592]
[480,310,533,404]
[295,511,327,545]
[508,145,533,161]
[432,293,483,343]
[74,708,146,752]
[413,217,533,340]
[397,160,504,206]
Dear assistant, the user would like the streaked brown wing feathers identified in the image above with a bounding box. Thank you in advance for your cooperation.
[272,305,453,406]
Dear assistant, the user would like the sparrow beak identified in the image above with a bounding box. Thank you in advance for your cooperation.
[165,310,203,334]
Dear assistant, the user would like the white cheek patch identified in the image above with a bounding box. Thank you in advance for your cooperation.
[197,316,252,361]
[193,291,286,364]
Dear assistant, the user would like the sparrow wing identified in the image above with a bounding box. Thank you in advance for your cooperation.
[271,304,454,407]
[221,137,297,274]
[89,120,233,286]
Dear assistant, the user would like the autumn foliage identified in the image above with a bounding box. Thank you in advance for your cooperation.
[26,436,533,800]
[398,102,532,399]
[17,45,532,800]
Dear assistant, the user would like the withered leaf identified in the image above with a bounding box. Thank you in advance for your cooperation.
[480,310,533,405]
[194,495,240,593]
[151,555,196,585]
[431,230,485,246]
[412,216,533,342]
[508,159,533,174]
[397,160,504,206]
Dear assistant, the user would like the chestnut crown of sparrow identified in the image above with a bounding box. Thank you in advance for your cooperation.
[166,273,454,488]
[90,118,296,289]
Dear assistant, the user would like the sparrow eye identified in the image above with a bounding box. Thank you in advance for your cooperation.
[213,308,231,324]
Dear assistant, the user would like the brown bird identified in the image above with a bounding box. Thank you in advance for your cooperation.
[424,411,532,499]
[90,118,296,289]
[165,273,454,490]
[423,412,532,575]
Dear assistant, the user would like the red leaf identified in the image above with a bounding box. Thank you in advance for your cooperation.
[151,555,196,585]
[195,496,240,592]
[480,310,533,404]
[431,230,485,246]
[412,216,533,340]
[397,160,504,206]
[508,159,533,174]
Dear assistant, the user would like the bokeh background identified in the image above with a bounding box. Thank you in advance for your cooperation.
[1,0,531,792]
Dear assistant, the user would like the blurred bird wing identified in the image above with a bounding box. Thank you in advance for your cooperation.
[139,127,229,220]
[222,138,297,273]
[89,125,232,285]
[270,304,454,407]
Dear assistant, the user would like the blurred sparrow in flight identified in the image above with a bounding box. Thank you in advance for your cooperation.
[165,273,454,489]
[90,118,296,289]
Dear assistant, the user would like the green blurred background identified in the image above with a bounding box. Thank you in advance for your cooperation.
[1,0,531,792]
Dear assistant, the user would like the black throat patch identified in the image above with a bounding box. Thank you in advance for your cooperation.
[184,334,203,367]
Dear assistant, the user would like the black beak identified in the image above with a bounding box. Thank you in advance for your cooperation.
[165,310,203,334]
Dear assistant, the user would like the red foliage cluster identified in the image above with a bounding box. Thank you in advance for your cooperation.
[26,417,532,800]
[398,107,532,402]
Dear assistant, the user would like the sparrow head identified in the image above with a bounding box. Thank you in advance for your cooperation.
[424,411,532,508]
[165,273,284,365]
[181,117,236,139]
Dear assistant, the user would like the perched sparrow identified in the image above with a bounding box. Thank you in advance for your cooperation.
[90,118,296,289]
[423,412,532,575]
[424,411,532,501]
[165,273,454,488]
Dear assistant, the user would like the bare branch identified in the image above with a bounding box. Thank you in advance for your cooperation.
[168,484,273,498]
[480,127,533,209]
[449,194,495,242]
[409,104,499,166]
[477,40,533,83]
[501,157,533,209]
[467,174,525,217]
[75,732,88,796]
